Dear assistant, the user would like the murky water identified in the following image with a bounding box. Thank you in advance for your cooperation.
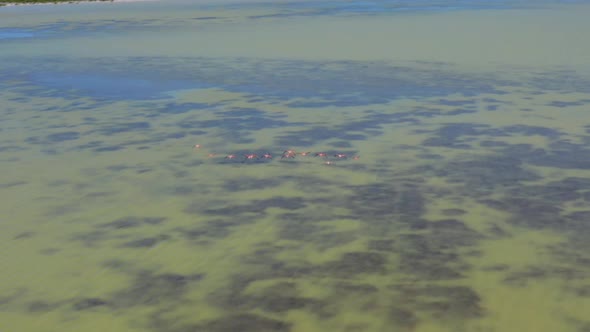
[1,1,590,331]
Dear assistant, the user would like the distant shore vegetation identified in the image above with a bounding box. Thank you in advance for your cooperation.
[1,0,113,6]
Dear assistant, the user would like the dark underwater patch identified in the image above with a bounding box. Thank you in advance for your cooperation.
[222,176,284,191]
[527,69,590,94]
[441,208,467,216]
[428,219,482,247]
[188,129,208,136]
[76,140,104,150]
[163,132,186,139]
[171,185,195,195]
[83,116,98,122]
[98,121,151,135]
[314,231,358,251]
[389,306,419,329]
[84,191,115,199]
[345,183,425,234]
[94,145,124,152]
[395,223,479,281]
[481,194,571,230]
[0,145,26,153]
[39,248,61,255]
[329,140,353,148]
[564,210,590,230]
[578,322,590,332]
[504,140,590,170]
[419,286,483,319]
[502,264,587,287]
[202,196,306,216]
[0,289,26,307]
[501,124,562,138]
[247,282,320,314]
[446,108,477,115]
[72,298,109,310]
[98,216,167,229]
[28,301,57,313]
[421,123,489,148]
[422,123,563,150]
[273,109,423,147]
[13,231,35,240]
[206,258,328,317]
[110,272,203,308]
[46,131,80,142]
[486,223,509,237]
[321,252,386,277]
[368,239,395,252]
[279,175,337,194]
[222,108,268,117]
[0,181,28,189]
[177,219,244,244]
[436,99,476,107]
[547,100,590,107]
[285,99,370,108]
[276,211,357,248]
[89,128,189,151]
[29,68,195,100]
[509,177,590,203]
[8,56,520,119]
[120,235,169,248]
[71,230,110,247]
[178,108,296,135]
[409,108,442,119]
[395,285,483,319]
[437,154,540,191]
[193,16,219,20]
[573,286,590,297]
[278,218,324,241]
[207,266,296,310]
[273,125,359,147]
[332,282,379,296]
[101,259,136,273]
[197,313,291,332]
[206,274,258,311]
[106,164,132,172]
[479,140,508,147]
[502,266,547,286]
[157,101,212,114]
[481,264,510,272]
[416,152,445,160]
[398,252,464,280]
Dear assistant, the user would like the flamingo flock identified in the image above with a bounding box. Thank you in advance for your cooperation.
[193,145,359,165]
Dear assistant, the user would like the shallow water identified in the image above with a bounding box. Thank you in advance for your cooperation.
[1,1,590,332]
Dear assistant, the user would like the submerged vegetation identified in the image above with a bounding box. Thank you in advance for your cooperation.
[2,1,590,331]
[3,55,590,331]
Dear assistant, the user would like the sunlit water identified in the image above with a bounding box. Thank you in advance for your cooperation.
[1,1,590,331]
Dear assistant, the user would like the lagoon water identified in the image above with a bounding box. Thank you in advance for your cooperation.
[1,1,590,331]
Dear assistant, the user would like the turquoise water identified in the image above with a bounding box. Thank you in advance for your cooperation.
[1,1,590,332]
